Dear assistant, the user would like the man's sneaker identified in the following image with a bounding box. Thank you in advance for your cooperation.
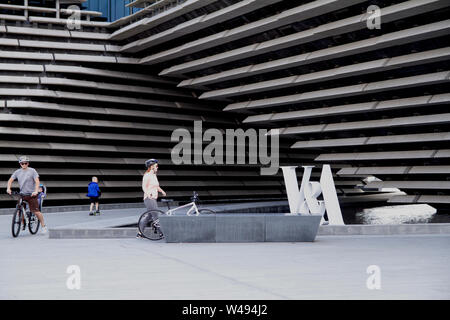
[89,211,94,216]
[136,232,145,239]
[95,211,100,216]
[41,226,48,234]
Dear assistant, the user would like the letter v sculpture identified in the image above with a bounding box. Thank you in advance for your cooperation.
[281,165,344,225]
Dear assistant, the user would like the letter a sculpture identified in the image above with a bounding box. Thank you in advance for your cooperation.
[281,165,344,225]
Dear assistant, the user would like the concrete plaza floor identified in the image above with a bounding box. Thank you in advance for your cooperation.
[0,208,449,300]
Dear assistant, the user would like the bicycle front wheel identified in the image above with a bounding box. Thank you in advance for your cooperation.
[11,208,23,238]
[28,212,40,234]
[138,210,165,240]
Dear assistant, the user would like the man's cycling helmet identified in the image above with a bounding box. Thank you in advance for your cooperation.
[18,156,30,163]
[145,158,158,168]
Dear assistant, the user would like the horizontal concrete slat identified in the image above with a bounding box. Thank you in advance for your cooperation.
[53,53,117,63]
[0,63,44,72]
[18,39,107,52]
[316,150,449,161]
[43,65,176,84]
[142,0,367,65]
[245,93,450,124]
[409,166,450,174]
[224,71,450,111]
[0,75,39,84]
[1,179,282,189]
[1,89,214,112]
[368,132,450,145]
[181,20,450,87]
[285,114,450,136]
[0,167,136,177]
[40,77,191,97]
[337,166,450,175]
[163,0,449,75]
[121,0,282,53]
[1,25,110,40]
[365,181,450,189]
[200,47,450,99]
[5,26,71,38]
[0,50,53,61]
[4,100,227,124]
[0,139,169,154]
[389,195,450,204]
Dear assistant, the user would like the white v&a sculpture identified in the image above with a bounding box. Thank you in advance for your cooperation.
[281,165,345,225]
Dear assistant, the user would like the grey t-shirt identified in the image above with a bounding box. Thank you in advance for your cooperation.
[11,168,39,194]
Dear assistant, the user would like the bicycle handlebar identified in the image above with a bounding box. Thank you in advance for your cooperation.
[9,191,33,197]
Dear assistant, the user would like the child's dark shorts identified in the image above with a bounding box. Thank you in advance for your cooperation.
[89,197,99,203]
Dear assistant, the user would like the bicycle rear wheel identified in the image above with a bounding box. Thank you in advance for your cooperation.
[28,212,40,234]
[199,208,216,215]
[11,208,23,238]
[138,210,165,240]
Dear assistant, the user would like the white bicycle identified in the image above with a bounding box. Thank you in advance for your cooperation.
[161,191,215,216]
[137,192,215,240]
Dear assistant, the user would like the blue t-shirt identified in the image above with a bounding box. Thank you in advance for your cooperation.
[86,182,101,197]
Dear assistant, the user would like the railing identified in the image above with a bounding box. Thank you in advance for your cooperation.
[0,0,105,27]
[111,0,187,29]
[127,0,160,9]
[0,0,190,30]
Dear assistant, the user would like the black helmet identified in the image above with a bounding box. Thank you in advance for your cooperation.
[145,158,158,168]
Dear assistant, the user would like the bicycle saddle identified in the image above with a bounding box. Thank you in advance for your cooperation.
[191,191,199,203]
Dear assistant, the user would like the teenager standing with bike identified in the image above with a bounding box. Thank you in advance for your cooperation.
[6,156,48,234]
[137,159,166,239]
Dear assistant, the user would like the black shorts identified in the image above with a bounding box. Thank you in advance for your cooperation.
[89,197,99,203]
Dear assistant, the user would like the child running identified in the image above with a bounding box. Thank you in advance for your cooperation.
[86,176,101,216]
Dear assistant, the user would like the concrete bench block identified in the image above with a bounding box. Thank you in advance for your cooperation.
[216,214,265,242]
[265,215,321,242]
[160,214,322,243]
[160,215,216,243]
